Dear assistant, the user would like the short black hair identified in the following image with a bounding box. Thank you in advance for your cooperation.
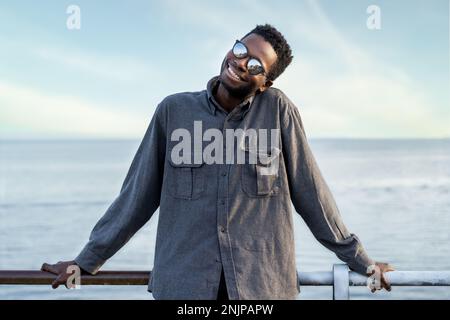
[241,24,293,82]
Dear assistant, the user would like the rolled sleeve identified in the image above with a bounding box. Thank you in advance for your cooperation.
[281,98,374,275]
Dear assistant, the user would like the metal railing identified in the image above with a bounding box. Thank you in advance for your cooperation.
[1,264,450,300]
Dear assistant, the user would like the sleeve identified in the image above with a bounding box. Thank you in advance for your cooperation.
[74,103,167,275]
[281,98,374,275]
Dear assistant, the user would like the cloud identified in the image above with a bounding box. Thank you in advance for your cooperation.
[275,0,450,138]
[279,64,447,137]
[0,81,148,139]
[33,46,157,83]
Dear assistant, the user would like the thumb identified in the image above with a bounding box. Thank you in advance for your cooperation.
[385,264,396,272]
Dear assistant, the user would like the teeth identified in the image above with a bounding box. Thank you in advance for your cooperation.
[228,65,241,81]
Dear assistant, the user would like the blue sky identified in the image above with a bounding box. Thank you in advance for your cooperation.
[0,0,448,139]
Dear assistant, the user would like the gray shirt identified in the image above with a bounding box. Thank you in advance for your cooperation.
[74,76,374,300]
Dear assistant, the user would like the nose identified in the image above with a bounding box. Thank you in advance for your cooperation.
[233,58,247,73]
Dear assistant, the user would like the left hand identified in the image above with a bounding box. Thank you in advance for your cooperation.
[366,261,395,293]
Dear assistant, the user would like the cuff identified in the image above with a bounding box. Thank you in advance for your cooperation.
[74,245,106,275]
[349,249,376,276]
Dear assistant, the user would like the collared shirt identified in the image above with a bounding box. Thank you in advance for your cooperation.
[75,76,374,300]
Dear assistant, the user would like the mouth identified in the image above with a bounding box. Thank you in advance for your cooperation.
[225,62,245,82]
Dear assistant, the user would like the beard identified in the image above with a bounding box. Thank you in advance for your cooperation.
[221,78,255,99]
[219,58,257,99]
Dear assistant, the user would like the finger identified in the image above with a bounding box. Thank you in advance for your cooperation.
[378,262,395,272]
[381,274,392,292]
[51,275,67,289]
[367,268,376,276]
[51,277,60,289]
[382,281,392,292]
[41,263,57,274]
[41,263,50,271]
[385,264,396,272]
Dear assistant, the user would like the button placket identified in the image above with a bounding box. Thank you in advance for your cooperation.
[216,113,243,300]
[217,117,229,243]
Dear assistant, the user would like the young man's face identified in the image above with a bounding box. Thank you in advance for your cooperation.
[219,33,278,99]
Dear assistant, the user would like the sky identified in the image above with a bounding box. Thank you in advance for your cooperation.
[0,0,449,139]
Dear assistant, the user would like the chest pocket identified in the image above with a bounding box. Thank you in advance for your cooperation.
[241,146,281,197]
[167,158,205,200]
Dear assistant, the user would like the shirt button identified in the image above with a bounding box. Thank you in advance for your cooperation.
[220,226,226,233]
[221,172,227,177]
[220,199,225,205]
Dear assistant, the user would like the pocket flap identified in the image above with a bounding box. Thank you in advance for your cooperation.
[168,151,204,168]
[238,143,281,167]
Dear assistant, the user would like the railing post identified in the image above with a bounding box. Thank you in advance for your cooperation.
[333,264,349,300]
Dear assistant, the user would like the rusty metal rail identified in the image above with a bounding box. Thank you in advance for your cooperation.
[0,270,150,285]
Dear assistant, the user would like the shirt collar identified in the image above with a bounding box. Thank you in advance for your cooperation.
[206,76,255,117]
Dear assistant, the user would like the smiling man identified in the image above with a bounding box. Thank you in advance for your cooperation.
[42,24,393,300]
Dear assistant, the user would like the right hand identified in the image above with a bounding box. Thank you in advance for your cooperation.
[366,261,395,293]
[40,260,82,289]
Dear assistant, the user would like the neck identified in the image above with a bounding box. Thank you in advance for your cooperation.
[214,82,251,112]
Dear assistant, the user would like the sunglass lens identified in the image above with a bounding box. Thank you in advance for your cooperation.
[247,58,264,75]
[233,42,247,58]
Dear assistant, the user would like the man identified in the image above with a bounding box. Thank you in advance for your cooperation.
[42,24,394,300]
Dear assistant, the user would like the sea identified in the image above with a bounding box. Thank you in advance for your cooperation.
[0,138,449,300]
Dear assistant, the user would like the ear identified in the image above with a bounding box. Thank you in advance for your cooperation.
[258,79,273,93]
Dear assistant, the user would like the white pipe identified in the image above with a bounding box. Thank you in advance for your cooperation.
[333,264,349,300]
[298,270,450,286]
